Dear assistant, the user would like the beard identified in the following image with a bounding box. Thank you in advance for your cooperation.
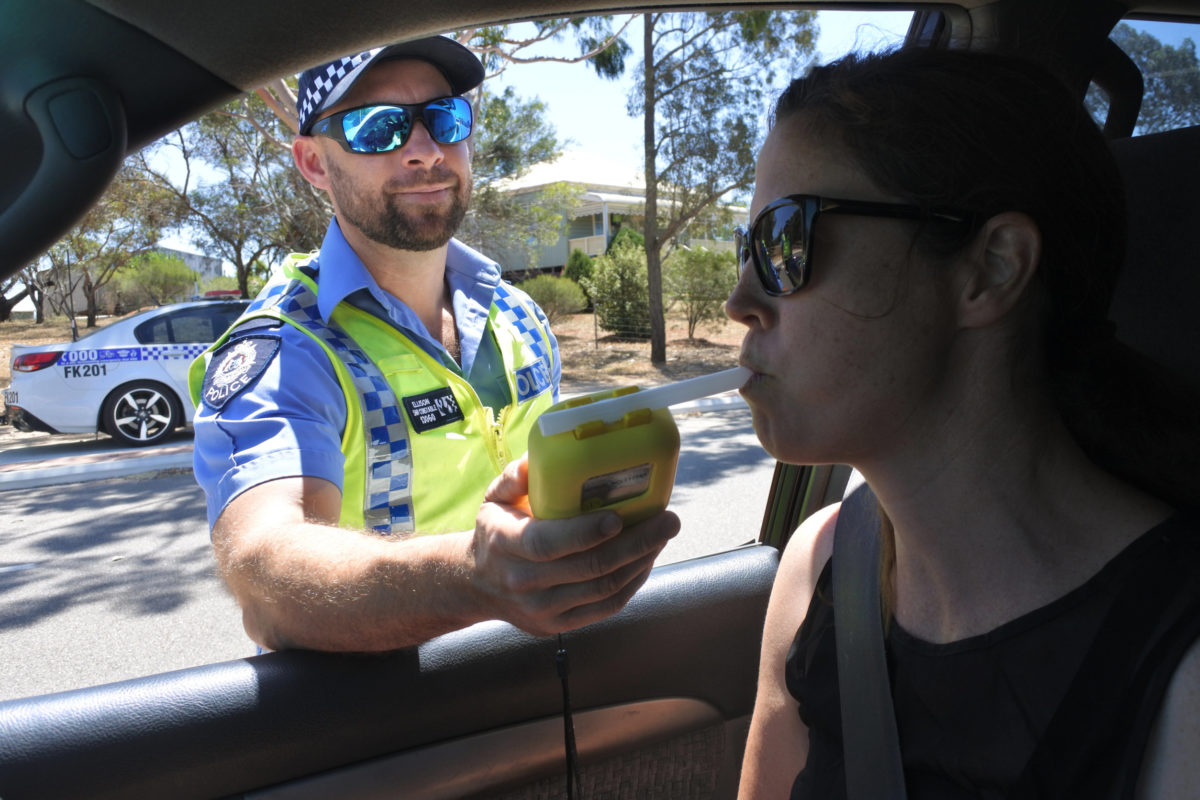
[328,161,471,252]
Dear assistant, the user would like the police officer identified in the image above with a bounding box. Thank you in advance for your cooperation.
[190,37,679,653]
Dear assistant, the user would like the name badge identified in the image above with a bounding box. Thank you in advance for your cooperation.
[403,387,465,433]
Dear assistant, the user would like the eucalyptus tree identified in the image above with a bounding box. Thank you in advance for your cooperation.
[43,164,177,334]
[630,10,818,362]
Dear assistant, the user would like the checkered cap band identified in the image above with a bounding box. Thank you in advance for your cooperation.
[297,48,381,134]
[270,271,415,536]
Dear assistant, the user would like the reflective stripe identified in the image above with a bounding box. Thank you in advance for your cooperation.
[266,274,415,535]
[491,283,555,401]
[60,345,207,365]
[190,253,556,536]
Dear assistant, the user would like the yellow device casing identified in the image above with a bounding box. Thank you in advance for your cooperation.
[527,386,681,525]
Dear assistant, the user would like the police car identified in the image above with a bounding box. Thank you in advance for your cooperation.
[2,299,248,446]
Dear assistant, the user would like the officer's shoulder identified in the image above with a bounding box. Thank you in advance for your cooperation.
[201,332,281,410]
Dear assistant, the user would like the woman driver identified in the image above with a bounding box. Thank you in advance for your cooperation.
[730,48,1200,799]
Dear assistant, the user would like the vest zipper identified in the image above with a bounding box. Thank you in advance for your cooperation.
[490,405,511,468]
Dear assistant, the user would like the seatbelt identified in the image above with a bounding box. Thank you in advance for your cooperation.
[832,472,908,799]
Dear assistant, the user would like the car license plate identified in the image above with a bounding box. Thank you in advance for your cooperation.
[2,389,16,406]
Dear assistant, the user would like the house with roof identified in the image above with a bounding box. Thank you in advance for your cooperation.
[494,149,743,273]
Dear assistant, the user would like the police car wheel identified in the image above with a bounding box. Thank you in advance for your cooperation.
[101,381,181,447]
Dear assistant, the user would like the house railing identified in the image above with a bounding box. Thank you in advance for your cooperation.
[567,235,607,256]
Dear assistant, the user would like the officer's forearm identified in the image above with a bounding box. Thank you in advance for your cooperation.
[215,520,486,652]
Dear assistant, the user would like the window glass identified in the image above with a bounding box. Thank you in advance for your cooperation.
[133,314,172,344]
[2,7,915,700]
[166,310,214,343]
[1089,19,1200,134]
[132,303,245,345]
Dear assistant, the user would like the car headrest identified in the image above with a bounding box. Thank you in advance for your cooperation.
[1108,124,1200,390]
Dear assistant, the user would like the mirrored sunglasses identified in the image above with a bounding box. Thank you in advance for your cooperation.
[309,96,473,154]
[735,194,973,297]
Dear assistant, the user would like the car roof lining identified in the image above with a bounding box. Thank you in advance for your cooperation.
[86,0,1196,91]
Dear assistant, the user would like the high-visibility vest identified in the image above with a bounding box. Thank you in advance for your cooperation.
[190,258,556,535]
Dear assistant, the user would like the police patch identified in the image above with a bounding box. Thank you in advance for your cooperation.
[201,335,280,410]
[402,387,464,433]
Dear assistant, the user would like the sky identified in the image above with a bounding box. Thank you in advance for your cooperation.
[488,10,914,167]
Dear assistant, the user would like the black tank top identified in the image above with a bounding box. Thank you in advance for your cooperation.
[785,515,1200,799]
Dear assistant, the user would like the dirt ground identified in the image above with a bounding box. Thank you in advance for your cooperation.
[0,312,743,392]
[550,311,742,393]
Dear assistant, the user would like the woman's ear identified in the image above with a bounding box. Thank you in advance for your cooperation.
[292,136,333,192]
[956,211,1042,329]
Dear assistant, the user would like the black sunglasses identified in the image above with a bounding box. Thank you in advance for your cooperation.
[308,96,473,154]
[734,194,974,297]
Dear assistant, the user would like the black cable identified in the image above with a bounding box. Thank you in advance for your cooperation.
[556,632,582,799]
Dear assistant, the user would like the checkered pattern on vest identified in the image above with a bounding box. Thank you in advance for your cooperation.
[255,274,414,535]
[492,282,555,401]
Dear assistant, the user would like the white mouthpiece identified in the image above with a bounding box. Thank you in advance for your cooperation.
[537,366,751,437]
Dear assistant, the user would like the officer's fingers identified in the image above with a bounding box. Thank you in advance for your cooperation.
[484,455,529,505]
[524,509,679,581]
[516,552,660,635]
[557,561,658,631]
[521,510,624,562]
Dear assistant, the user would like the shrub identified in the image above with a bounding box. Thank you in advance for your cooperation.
[564,249,594,286]
[563,249,595,308]
[583,239,651,339]
[115,251,196,309]
[200,275,241,296]
[663,247,738,339]
[515,275,587,326]
[607,225,645,252]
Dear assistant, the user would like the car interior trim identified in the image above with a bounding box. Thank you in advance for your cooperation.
[249,697,724,799]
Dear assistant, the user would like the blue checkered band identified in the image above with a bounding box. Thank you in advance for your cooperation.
[245,277,292,314]
[297,49,381,134]
[261,272,414,536]
[492,283,554,402]
[142,344,209,361]
[59,344,208,365]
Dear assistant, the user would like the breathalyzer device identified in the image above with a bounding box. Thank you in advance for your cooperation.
[527,366,751,524]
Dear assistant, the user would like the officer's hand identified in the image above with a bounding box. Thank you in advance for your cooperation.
[471,455,679,635]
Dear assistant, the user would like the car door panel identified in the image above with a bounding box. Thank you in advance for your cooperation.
[0,545,778,800]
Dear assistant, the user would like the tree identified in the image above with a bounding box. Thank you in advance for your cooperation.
[250,18,636,138]
[457,88,582,268]
[631,11,817,362]
[0,276,29,322]
[117,251,196,308]
[42,163,178,334]
[1088,25,1200,134]
[138,93,309,298]
[136,19,635,293]
[583,237,651,339]
[240,20,632,272]
[14,264,54,323]
[663,246,737,339]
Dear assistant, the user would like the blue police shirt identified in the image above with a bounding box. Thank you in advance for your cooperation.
[192,218,561,529]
